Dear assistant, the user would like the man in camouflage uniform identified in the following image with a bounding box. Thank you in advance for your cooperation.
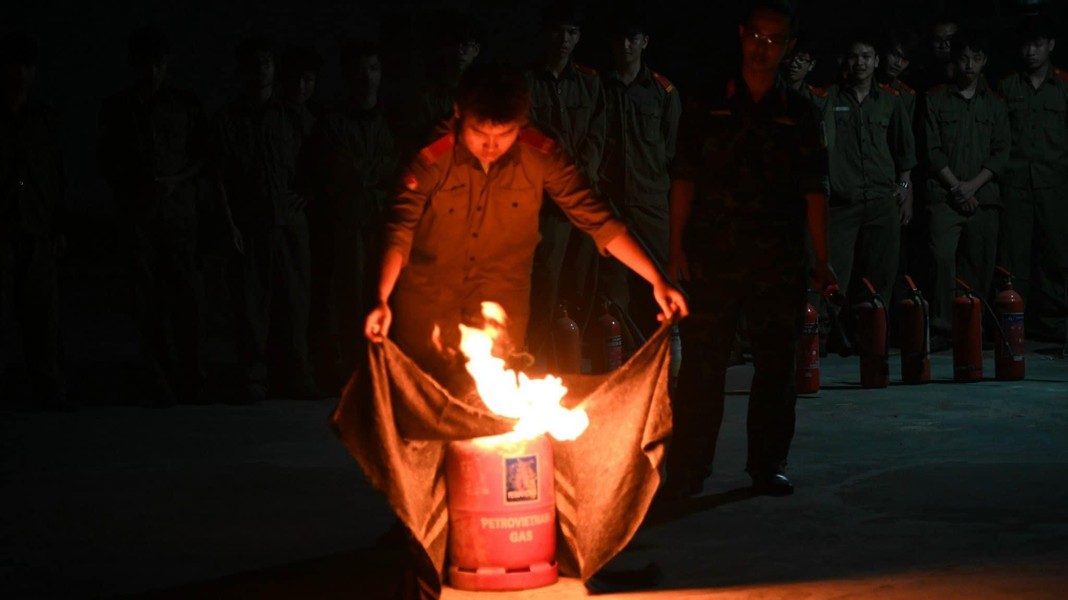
[924,31,1010,341]
[599,10,682,340]
[826,32,916,312]
[0,33,68,410]
[99,26,208,406]
[303,40,395,391]
[363,65,687,392]
[213,37,317,403]
[524,1,607,363]
[665,4,830,497]
[997,17,1068,343]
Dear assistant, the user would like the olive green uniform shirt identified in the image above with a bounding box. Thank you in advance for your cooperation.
[599,65,681,208]
[996,68,1068,189]
[525,61,607,187]
[211,97,305,229]
[826,83,917,202]
[923,80,1010,206]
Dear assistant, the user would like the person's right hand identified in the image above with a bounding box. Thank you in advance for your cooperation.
[231,225,245,255]
[666,246,690,284]
[364,302,392,343]
[957,195,979,215]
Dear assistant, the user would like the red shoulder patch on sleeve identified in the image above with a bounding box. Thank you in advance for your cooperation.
[652,72,675,93]
[418,133,455,164]
[519,128,557,154]
[807,84,829,98]
[573,62,598,76]
[897,80,916,95]
[1056,68,1068,84]
[879,82,900,96]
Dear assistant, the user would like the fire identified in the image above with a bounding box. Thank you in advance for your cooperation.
[459,302,589,442]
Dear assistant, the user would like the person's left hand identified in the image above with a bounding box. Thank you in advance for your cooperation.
[898,189,914,225]
[653,277,689,323]
[952,179,980,203]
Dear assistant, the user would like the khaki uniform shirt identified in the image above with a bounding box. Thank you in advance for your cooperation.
[996,68,1068,189]
[826,83,917,202]
[386,125,626,301]
[525,61,607,187]
[211,97,305,229]
[304,105,395,227]
[599,65,682,208]
[923,80,1010,206]
[0,101,65,237]
[99,86,206,226]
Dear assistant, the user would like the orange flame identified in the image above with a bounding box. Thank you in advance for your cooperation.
[459,302,589,442]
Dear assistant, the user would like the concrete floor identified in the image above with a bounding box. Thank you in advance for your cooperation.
[3,341,1066,599]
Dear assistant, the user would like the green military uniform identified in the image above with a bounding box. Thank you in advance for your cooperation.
[884,78,917,124]
[997,68,1068,341]
[826,82,917,303]
[923,80,1010,333]
[798,82,830,112]
[212,96,315,397]
[668,77,828,486]
[0,100,65,407]
[599,64,681,337]
[524,61,607,359]
[303,103,395,381]
[99,86,207,398]
[385,124,625,387]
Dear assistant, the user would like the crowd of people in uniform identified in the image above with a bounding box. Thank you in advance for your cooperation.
[2,1,1065,499]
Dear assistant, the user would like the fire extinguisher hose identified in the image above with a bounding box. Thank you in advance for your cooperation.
[955,277,1013,357]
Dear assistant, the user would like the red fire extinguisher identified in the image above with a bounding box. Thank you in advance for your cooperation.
[551,303,582,374]
[796,299,820,394]
[952,278,983,383]
[898,275,931,384]
[854,278,889,388]
[590,301,623,373]
[994,266,1026,381]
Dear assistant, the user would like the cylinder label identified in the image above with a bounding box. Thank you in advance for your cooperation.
[505,455,539,502]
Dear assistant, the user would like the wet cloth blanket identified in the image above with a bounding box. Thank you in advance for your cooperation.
[330,323,673,598]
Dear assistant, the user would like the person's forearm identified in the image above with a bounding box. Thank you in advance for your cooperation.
[936,166,961,190]
[669,179,694,252]
[805,192,829,265]
[375,248,404,303]
[970,168,993,189]
[605,232,665,286]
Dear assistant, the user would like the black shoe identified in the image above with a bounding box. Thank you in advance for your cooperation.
[750,472,794,496]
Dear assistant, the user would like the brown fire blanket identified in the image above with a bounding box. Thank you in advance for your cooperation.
[330,323,673,598]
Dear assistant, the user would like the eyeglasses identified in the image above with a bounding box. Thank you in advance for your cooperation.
[787,54,814,66]
[744,28,790,48]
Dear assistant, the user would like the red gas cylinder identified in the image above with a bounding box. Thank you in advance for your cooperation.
[854,278,889,388]
[590,302,623,373]
[898,275,931,384]
[993,266,1026,381]
[445,434,558,591]
[952,278,983,383]
[551,304,582,373]
[796,300,820,394]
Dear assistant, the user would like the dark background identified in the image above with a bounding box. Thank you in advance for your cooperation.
[3,0,1063,219]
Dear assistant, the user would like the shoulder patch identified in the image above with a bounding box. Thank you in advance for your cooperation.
[807,83,829,98]
[896,80,916,95]
[519,128,557,154]
[878,82,900,96]
[652,71,675,93]
[1056,68,1068,84]
[573,62,598,76]
[418,133,455,164]
[926,83,946,95]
